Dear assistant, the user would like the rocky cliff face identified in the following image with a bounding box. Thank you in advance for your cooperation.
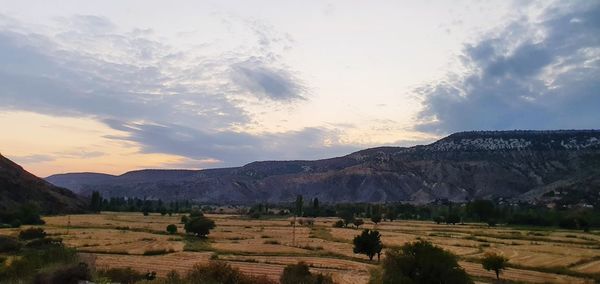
[46,130,600,204]
[0,154,86,213]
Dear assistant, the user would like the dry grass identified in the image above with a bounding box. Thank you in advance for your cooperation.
[2,213,597,284]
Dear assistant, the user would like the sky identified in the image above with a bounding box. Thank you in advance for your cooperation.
[0,0,598,177]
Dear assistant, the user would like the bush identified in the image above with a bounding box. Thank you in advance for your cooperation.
[180,215,189,224]
[186,261,275,284]
[333,220,345,228]
[189,209,204,218]
[25,237,64,249]
[0,246,78,281]
[379,240,472,284]
[11,219,22,228]
[33,263,91,284]
[280,262,334,284]
[0,236,21,253]
[166,224,178,234]
[19,227,47,240]
[97,267,146,284]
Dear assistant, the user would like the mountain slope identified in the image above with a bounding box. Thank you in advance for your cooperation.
[46,130,600,204]
[0,154,86,213]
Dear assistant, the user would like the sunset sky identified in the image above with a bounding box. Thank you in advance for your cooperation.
[1,0,598,177]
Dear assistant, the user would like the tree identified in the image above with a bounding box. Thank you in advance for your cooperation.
[353,229,383,261]
[295,195,304,217]
[379,240,472,284]
[446,212,460,225]
[90,191,102,213]
[385,208,397,222]
[184,216,216,238]
[482,252,508,280]
[338,210,355,227]
[466,200,496,222]
[166,224,177,234]
[353,218,365,229]
[371,214,382,225]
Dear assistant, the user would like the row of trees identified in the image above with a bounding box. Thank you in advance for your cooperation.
[89,191,209,215]
[90,190,600,231]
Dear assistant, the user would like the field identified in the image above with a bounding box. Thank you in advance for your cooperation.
[2,212,600,283]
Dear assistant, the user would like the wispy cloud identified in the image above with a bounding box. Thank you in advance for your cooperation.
[416,2,600,134]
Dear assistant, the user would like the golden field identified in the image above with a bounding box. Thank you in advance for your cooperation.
[1,212,599,283]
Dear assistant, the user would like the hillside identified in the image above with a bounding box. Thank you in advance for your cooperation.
[0,154,86,213]
[46,130,600,204]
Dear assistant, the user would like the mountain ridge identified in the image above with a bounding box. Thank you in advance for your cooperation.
[0,153,87,213]
[45,130,600,204]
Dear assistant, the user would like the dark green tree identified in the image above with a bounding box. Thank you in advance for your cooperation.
[184,216,216,238]
[466,200,496,222]
[482,252,508,280]
[295,195,304,217]
[371,214,382,225]
[353,229,383,261]
[385,208,397,222]
[338,210,355,227]
[353,218,365,229]
[90,191,102,213]
[380,240,472,284]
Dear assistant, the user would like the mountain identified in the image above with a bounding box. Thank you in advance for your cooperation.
[0,154,86,213]
[46,130,600,204]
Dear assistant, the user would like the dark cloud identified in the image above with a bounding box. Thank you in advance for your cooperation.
[417,2,600,134]
[231,59,305,101]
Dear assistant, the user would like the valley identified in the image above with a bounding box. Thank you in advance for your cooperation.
[2,212,599,283]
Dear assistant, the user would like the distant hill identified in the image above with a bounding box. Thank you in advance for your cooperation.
[46,130,600,204]
[0,154,86,213]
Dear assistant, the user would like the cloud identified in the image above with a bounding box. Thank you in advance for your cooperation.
[231,59,306,101]
[104,120,359,167]
[0,14,346,168]
[416,2,600,134]
[11,154,56,164]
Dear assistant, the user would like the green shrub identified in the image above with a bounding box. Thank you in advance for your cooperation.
[97,267,146,284]
[25,237,64,249]
[166,224,178,234]
[186,261,275,284]
[11,219,22,228]
[333,220,345,228]
[280,262,334,284]
[0,236,21,253]
[180,215,189,224]
[19,227,47,240]
[33,263,91,284]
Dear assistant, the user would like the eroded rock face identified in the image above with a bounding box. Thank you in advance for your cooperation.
[46,130,600,204]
